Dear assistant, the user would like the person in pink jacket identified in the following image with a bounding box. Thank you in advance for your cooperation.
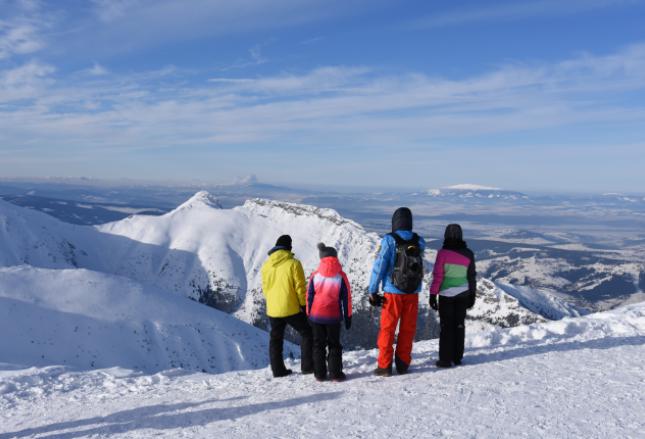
[429,224,476,368]
[306,243,352,382]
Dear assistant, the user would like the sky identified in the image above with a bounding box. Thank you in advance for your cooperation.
[0,0,644,192]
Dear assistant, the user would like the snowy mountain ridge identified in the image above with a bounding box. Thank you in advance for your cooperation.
[0,193,559,349]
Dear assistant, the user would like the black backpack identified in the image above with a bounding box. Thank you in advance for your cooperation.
[389,233,424,293]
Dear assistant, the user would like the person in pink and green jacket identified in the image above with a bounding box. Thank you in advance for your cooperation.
[429,224,476,368]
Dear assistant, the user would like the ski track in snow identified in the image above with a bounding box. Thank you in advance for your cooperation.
[1,304,644,439]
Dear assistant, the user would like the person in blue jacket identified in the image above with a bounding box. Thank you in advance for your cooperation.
[368,207,426,376]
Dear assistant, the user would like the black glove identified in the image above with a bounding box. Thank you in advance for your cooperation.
[368,293,385,307]
[345,316,352,330]
[467,292,476,309]
[429,295,438,311]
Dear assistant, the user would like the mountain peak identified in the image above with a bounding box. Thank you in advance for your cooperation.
[176,191,223,210]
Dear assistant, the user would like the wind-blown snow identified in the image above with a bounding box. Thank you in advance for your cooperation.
[1,303,643,438]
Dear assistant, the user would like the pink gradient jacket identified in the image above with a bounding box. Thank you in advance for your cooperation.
[306,257,352,325]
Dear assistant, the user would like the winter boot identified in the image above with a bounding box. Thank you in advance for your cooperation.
[330,372,346,382]
[273,369,293,378]
[374,366,392,377]
[395,356,409,375]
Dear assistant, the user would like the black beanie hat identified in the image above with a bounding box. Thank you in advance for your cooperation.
[444,224,463,241]
[317,242,337,259]
[392,207,413,232]
[275,235,292,250]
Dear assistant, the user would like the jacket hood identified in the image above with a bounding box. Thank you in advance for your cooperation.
[392,207,413,232]
[317,256,343,277]
[444,223,463,241]
[267,248,293,266]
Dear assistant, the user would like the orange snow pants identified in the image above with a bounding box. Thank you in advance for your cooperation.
[377,293,419,369]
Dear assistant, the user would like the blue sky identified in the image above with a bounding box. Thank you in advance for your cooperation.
[1,0,644,192]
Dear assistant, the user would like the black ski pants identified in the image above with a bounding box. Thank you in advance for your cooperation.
[311,322,343,379]
[438,293,469,364]
[269,312,313,376]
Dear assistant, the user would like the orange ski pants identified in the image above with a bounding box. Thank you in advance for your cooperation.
[377,293,419,369]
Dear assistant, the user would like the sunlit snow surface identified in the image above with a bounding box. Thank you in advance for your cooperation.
[1,303,644,439]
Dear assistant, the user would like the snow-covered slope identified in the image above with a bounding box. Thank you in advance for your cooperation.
[1,302,643,439]
[0,194,552,348]
[496,282,586,320]
[0,265,292,373]
[96,193,548,345]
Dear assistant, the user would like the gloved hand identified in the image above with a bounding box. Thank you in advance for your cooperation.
[368,293,385,307]
[429,294,438,311]
[345,316,352,330]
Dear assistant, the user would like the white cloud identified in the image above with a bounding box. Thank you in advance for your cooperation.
[0,21,43,59]
[1,43,645,154]
[0,0,49,60]
[86,62,109,76]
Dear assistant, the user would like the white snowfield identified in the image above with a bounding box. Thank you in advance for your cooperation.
[1,303,644,439]
[0,266,295,374]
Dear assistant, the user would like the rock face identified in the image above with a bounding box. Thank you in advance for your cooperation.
[0,194,547,348]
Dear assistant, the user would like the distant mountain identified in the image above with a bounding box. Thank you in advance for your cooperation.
[427,184,529,201]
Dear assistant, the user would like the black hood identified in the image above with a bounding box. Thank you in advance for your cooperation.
[392,207,413,232]
[444,224,463,241]
[443,224,466,249]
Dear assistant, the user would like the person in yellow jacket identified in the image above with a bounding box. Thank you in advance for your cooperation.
[261,235,313,377]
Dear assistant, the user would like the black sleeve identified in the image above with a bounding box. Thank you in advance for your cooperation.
[467,250,477,296]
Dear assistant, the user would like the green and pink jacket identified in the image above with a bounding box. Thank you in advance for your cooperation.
[430,246,476,297]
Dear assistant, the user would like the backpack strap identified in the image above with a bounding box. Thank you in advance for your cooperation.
[389,232,419,245]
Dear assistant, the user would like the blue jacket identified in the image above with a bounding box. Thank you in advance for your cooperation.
[368,230,426,294]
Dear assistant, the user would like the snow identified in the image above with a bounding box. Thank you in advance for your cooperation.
[0,266,295,373]
[496,283,585,320]
[445,184,502,191]
[0,194,554,351]
[1,303,644,438]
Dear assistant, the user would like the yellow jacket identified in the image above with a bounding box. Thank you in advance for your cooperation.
[261,249,306,318]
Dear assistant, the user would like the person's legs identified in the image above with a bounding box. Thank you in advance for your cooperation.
[438,296,457,364]
[327,323,343,379]
[394,294,419,373]
[454,294,469,363]
[285,312,314,373]
[311,322,328,379]
[377,293,402,370]
[269,317,289,376]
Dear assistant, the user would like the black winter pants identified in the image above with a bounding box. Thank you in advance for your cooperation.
[438,293,469,364]
[269,312,313,376]
[311,322,343,379]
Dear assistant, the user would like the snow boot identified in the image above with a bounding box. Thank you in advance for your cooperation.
[454,359,462,366]
[395,356,409,375]
[374,366,392,377]
[330,372,346,382]
[435,360,452,368]
[273,369,293,378]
